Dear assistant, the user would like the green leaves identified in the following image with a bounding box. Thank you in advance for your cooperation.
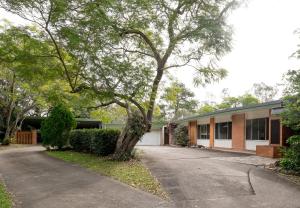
[160,80,198,119]
[41,103,76,149]
[193,67,227,87]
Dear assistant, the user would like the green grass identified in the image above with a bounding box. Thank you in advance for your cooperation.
[46,151,167,198]
[0,181,12,208]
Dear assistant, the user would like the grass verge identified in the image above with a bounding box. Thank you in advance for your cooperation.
[0,181,12,208]
[46,151,167,198]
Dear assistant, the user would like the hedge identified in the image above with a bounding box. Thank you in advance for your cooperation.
[69,129,120,156]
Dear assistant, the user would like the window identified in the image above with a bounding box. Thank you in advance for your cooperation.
[246,118,269,140]
[215,122,232,140]
[197,124,210,139]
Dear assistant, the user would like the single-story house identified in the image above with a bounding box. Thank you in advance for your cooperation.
[172,100,295,158]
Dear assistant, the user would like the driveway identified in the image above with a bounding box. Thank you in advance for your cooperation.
[139,146,300,208]
[0,146,170,208]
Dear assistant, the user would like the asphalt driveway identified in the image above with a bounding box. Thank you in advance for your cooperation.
[139,146,300,208]
[0,146,170,208]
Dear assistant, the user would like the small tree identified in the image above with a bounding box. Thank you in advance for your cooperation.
[41,104,76,149]
[174,124,189,147]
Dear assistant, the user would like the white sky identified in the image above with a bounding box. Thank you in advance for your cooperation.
[1,0,300,104]
[175,0,300,103]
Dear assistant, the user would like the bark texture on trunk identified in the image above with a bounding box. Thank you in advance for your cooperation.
[113,110,147,160]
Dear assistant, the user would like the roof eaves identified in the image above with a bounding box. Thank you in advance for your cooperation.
[176,100,283,123]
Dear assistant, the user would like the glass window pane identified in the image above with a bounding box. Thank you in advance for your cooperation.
[220,123,227,139]
[258,118,266,140]
[252,119,259,140]
[215,123,219,139]
[207,124,210,139]
[246,120,252,140]
[228,122,232,139]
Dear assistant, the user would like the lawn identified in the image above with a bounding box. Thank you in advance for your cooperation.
[46,151,167,198]
[0,181,12,208]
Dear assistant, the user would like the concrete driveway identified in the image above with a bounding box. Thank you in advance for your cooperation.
[0,146,170,208]
[139,146,300,208]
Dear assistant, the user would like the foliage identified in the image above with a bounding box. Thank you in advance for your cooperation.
[90,106,127,124]
[41,104,76,149]
[253,82,278,102]
[0,24,55,142]
[174,124,189,146]
[280,135,300,172]
[217,93,259,109]
[238,93,260,106]
[198,104,216,114]
[69,129,120,156]
[282,70,300,131]
[46,151,167,198]
[160,80,198,119]
[0,181,12,208]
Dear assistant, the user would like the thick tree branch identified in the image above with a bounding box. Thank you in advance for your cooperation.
[122,29,161,62]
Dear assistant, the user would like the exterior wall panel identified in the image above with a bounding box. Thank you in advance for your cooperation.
[197,139,210,147]
[214,140,232,148]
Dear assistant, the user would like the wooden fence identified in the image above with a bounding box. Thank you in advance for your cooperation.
[15,130,37,145]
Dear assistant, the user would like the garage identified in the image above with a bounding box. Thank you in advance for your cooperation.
[136,130,161,146]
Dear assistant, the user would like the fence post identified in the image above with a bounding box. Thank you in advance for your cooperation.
[31,130,37,145]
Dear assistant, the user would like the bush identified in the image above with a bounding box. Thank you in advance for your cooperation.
[41,104,76,149]
[69,129,95,153]
[280,135,300,172]
[174,124,189,146]
[69,129,120,156]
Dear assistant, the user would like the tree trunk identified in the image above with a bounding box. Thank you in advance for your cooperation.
[113,110,147,160]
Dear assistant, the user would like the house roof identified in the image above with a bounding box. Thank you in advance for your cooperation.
[175,100,283,123]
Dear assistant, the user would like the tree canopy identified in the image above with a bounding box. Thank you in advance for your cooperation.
[159,80,198,119]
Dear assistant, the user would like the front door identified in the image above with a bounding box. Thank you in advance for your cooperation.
[271,119,280,144]
[164,127,169,145]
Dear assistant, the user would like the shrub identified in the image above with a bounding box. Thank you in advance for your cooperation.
[280,135,300,172]
[69,129,120,156]
[69,129,95,153]
[93,129,120,156]
[174,124,189,146]
[41,104,76,149]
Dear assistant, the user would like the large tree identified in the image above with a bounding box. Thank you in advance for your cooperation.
[159,81,198,119]
[1,0,239,158]
[0,25,59,143]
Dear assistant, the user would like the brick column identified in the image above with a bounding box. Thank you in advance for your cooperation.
[209,118,215,148]
[232,114,245,150]
[188,121,197,146]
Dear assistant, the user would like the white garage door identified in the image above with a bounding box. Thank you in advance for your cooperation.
[136,130,161,146]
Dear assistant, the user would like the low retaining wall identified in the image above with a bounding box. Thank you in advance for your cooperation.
[256,145,281,158]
